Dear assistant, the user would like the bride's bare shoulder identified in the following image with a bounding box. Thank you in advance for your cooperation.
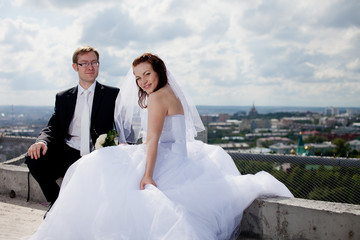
[148,85,183,115]
[149,85,173,99]
[147,88,167,107]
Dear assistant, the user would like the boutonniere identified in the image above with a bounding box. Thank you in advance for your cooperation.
[95,130,119,150]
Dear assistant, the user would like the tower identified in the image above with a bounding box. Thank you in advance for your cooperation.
[296,132,305,155]
[248,102,258,118]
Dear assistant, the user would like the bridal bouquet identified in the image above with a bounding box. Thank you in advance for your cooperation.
[95,130,119,150]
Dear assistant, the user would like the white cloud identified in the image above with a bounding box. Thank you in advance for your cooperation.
[314,67,345,79]
[0,0,359,107]
[347,58,360,70]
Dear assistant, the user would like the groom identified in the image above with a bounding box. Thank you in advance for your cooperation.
[25,46,120,206]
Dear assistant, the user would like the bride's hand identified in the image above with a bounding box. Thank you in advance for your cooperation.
[140,176,157,190]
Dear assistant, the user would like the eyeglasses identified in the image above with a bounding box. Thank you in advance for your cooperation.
[77,61,99,68]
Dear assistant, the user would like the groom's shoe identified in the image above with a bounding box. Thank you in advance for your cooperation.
[43,202,54,219]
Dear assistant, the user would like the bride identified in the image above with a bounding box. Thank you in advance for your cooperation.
[29,53,293,240]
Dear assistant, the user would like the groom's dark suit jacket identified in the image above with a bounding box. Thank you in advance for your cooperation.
[37,81,120,148]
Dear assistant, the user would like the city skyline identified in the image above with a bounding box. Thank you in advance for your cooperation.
[0,0,359,107]
[1,104,359,119]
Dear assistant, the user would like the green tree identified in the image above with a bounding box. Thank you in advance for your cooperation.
[332,138,351,157]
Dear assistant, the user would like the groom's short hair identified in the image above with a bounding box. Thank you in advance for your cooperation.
[72,46,99,63]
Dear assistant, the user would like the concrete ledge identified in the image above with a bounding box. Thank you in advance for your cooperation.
[241,197,360,240]
[0,162,47,203]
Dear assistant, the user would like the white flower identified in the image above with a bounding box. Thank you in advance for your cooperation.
[95,134,107,150]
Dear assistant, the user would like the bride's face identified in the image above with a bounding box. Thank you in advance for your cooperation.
[134,62,159,94]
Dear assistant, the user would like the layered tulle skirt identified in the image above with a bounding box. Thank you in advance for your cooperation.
[29,141,293,240]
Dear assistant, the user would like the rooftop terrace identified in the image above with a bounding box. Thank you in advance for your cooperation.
[0,194,46,240]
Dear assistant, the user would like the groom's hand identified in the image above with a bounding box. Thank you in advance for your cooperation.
[28,142,48,160]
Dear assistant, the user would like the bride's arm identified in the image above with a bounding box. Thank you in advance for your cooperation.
[140,93,167,190]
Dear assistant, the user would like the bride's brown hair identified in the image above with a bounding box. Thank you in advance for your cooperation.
[132,53,168,108]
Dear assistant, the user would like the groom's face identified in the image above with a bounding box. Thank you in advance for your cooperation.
[72,51,99,86]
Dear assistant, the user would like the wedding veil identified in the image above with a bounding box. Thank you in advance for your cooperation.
[114,67,205,144]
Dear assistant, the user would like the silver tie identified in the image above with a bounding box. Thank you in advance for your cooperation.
[80,90,90,156]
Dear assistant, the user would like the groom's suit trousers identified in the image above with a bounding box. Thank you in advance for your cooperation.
[25,143,81,202]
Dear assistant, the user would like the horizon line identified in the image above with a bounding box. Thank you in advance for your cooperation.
[1,104,360,108]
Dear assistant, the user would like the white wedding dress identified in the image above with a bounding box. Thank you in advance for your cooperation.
[30,114,293,240]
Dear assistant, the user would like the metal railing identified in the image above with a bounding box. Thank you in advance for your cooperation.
[228,152,360,167]
[228,152,360,205]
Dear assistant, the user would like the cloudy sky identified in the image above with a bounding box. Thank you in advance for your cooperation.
[0,0,359,107]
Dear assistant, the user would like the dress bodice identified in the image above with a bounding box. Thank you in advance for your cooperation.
[159,115,186,142]
[159,114,187,155]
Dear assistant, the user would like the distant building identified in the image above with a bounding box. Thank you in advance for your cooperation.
[269,143,295,154]
[200,115,216,125]
[348,139,360,152]
[346,108,359,116]
[331,126,360,135]
[271,119,280,129]
[334,115,349,126]
[247,103,258,118]
[241,147,271,154]
[296,132,306,155]
[319,117,337,128]
[221,136,244,141]
[301,131,320,139]
[226,119,241,124]
[256,137,292,147]
[215,142,249,151]
[250,120,257,132]
[245,130,289,140]
[280,117,314,128]
[269,138,335,156]
[209,122,235,130]
[233,111,246,117]
[195,128,208,143]
[271,141,335,156]
[302,142,335,156]
[325,106,339,116]
[240,119,270,131]
[218,113,231,122]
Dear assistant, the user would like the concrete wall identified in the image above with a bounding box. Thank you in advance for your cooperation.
[0,161,47,203]
[1,160,360,240]
[240,197,360,240]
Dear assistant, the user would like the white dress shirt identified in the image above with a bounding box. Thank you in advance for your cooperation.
[65,82,96,151]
